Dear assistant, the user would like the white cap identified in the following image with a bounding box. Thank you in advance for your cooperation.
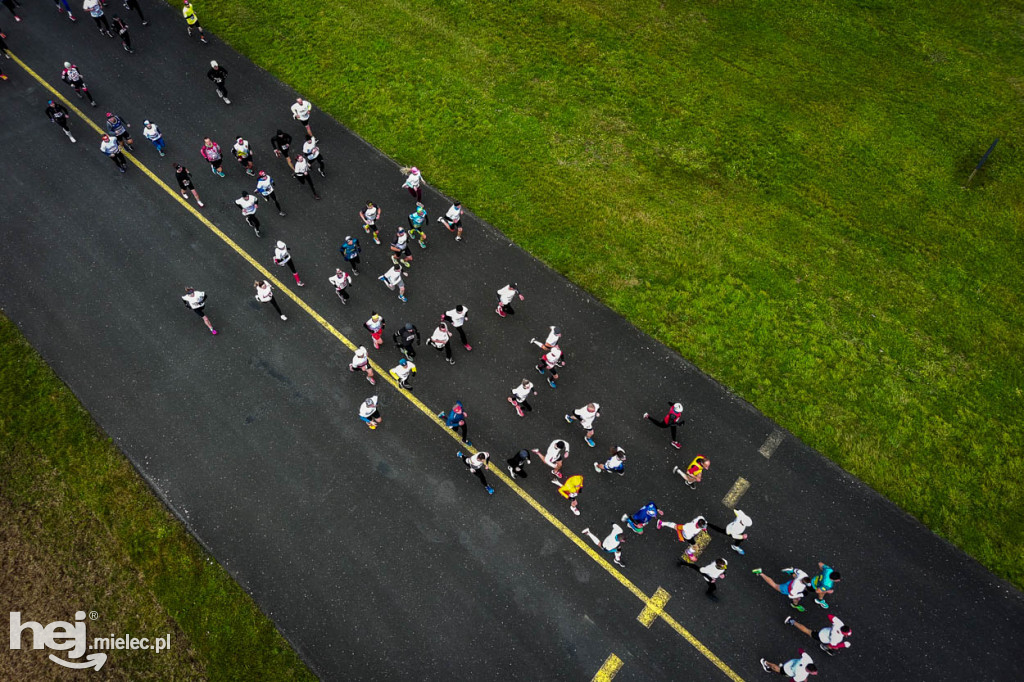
[356,346,367,356]
[276,240,286,249]
[210,60,218,69]
[143,120,150,126]
[673,403,683,412]
[64,61,71,68]
[364,397,375,406]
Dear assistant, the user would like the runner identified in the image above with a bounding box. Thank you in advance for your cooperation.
[348,346,376,385]
[291,97,313,136]
[364,312,385,350]
[377,264,407,303]
[141,120,165,156]
[61,62,96,106]
[233,136,255,176]
[111,15,133,53]
[530,325,562,351]
[535,344,563,389]
[328,268,352,305]
[594,446,626,475]
[400,166,423,201]
[507,378,536,417]
[359,200,381,245]
[680,557,728,598]
[393,322,420,359]
[99,134,127,173]
[759,650,817,680]
[407,203,428,248]
[530,439,569,479]
[657,515,708,562]
[707,509,752,555]
[388,358,416,390]
[582,524,626,567]
[552,474,583,515]
[564,402,600,447]
[181,0,206,43]
[358,396,382,430]
[301,134,325,176]
[104,111,133,150]
[437,200,464,241]
[271,129,294,170]
[672,455,710,490]
[292,153,320,199]
[495,283,524,317]
[428,321,455,365]
[181,287,217,335]
[438,401,470,445]
[253,279,287,321]
[389,226,413,269]
[273,241,305,286]
[173,163,204,207]
[506,448,531,479]
[45,100,76,143]
[443,305,471,351]
[752,567,811,612]
[53,1,77,23]
[207,60,230,104]
[622,501,663,534]
[339,235,361,275]
[457,450,494,495]
[255,170,285,216]
[200,137,225,177]
[123,0,148,26]
[808,562,842,609]
[234,191,261,237]
[644,402,685,449]
[784,614,851,656]
[83,0,114,37]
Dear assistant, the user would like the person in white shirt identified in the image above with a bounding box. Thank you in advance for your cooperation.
[428,322,455,365]
[364,312,385,350]
[565,402,600,447]
[400,166,423,201]
[234,191,260,236]
[273,240,304,286]
[253,279,286,321]
[657,515,708,562]
[99,134,126,173]
[708,509,752,555]
[389,227,414,269]
[232,136,255,176]
[377,264,407,303]
[443,305,471,351]
[328,268,352,304]
[530,325,562,351]
[784,614,851,656]
[181,287,217,335]
[437,200,464,241]
[457,450,493,495]
[291,97,313,135]
[302,134,325,176]
[594,446,626,475]
[358,396,382,430]
[761,649,817,680]
[680,557,727,597]
[142,120,165,156]
[255,170,285,216]
[348,346,376,385]
[83,0,114,37]
[292,153,320,199]
[507,378,536,417]
[530,439,569,479]
[581,524,626,567]
[495,283,524,318]
[388,357,416,390]
[535,344,563,388]
[753,567,811,611]
[359,200,381,245]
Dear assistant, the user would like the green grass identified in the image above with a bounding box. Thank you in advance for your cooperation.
[0,314,315,681]
[189,0,1024,586]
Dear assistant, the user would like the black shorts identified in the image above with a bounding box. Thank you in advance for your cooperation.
[178,178,193,190]
[191,306,206,317]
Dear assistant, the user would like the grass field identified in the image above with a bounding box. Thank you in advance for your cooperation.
[191,0,1024,586]
[0,315,315,680]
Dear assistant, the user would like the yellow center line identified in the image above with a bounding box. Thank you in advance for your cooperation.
[591,653,623,681]
[12,52,744,682]
[637,587,671,627]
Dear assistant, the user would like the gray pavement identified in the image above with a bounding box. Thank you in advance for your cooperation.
[1,4,1022,681]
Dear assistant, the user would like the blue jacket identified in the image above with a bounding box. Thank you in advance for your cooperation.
[443,403,466,427]
[339,239,361,260]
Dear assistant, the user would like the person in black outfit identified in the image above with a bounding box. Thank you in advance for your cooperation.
[393,322,421,359]
[45,100,76,142]
[123,0,149,26]
[506,449,532,479]
[111,15,133,53]
[173,163,204,207]
[207,60,229,104]
[271,129,293,170]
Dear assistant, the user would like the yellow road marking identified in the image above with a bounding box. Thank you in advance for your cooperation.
[722,477,750,509]
[637,587,671,627]
[591,653,623,681]
[758,429,784,458]
[12,53,744,682]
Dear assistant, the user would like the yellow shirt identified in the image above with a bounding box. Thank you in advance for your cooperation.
[183,5,199,25]
[558,475,584,498]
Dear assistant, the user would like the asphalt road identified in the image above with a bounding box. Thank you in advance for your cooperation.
[1,4,1022,681]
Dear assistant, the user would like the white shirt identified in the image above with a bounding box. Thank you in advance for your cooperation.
[681,516,706,541]
[84,0,103,17]
[787,570,810,598]
[391,361,415,381]
[302,137,320,159]
[350,349,369,369]
[182,291,206,309]
[543,327,561,346]
[256,175,274,196]
[294,156,310,175]
[358,396,378,418]
[544,440,567,464]
[465,452,489,470]
[274,245,291,264]
[329,272,351,290]
[394,232,409,249]
[573,404,600,429]
[604,451,626,469]
[601,525,623,551]
[445,307,468,327]
[361,205,378,224]
[725,510,752,539]
[782,652,814,681]
[511,381,533,401]
[143,124,162,141]
[497,285,518,305]
[819,616,848,646]
[235,196,258,215]
[445,203,462,221]
[542,346,562,367]
[100,138,120,156]
[700,563,726,581]
[291,100,312,121]
[403,170,422,189]
[429,326,451,347]
[365,316,384,333]
[254,282,274,303]
[233,139,251,158]
[382,268,403,287]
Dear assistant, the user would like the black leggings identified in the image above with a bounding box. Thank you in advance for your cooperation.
[335,287,350,301]
[515,397,533,412]
[266,296,283,315]
[451,325,468,346]
[296,173,318,196]
[434,341,452,360]
[126,0,146,22]
[646,414,678,441]
[262,192,283,212]
[498,299,516,315]
[282,260,297,275]
[244,214,260,230]
[92,15,112,32]
[449,421,468,442]
[466,463,489,488]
